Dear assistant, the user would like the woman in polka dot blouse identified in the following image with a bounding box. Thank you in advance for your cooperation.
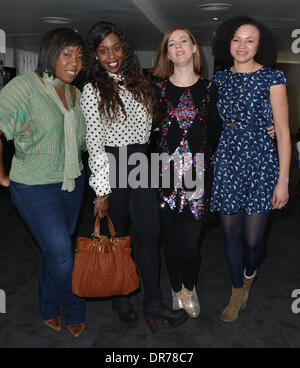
[80,21,187,333]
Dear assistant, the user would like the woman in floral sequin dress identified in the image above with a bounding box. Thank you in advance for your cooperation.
[151,26,222,318]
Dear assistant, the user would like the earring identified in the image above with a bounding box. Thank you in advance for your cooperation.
[95,56,98,61]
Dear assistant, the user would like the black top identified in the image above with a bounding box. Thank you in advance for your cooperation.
[151,77,222,220]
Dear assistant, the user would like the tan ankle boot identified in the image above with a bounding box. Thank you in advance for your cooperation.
[181,286,200,318]
[241,270,257,310]
[221,286,245,323]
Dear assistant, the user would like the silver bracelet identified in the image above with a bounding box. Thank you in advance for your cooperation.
[93,195,108,205]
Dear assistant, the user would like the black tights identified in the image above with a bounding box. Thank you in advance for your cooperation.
[219,211,268,288]
[160,206,203,292]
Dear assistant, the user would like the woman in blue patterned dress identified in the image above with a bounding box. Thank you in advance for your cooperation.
[211,16,291,322]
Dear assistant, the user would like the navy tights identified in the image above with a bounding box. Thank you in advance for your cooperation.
[219,211,269,288]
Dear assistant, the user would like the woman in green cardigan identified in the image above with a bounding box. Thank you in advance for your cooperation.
[0,28,86,337]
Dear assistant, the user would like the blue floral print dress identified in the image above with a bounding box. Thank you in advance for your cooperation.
[210,66,286,214]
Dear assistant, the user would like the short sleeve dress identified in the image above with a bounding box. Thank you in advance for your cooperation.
[210,66,286,214]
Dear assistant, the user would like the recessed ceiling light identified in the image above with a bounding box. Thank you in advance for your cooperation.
[40,17,72,24]
[197,3,232,11]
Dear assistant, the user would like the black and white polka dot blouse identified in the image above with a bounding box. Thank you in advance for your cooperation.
[80,73,152,196]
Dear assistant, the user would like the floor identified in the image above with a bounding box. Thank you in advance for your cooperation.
[0,150,300,348]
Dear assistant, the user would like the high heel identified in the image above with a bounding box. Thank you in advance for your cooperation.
[112,295,137,323]
[144,315,158,333]
[143,300,187,333]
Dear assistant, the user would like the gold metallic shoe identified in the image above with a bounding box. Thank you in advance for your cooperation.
[181,286,200,318]
[171,287,184,310]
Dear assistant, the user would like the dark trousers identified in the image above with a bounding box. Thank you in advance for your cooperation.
[159,205,203,292]
[105,144,161,303]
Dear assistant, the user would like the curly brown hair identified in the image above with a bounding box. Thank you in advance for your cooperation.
[212,16,278,69]
[85,21,157,122]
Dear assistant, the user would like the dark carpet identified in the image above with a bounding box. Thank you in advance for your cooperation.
[0,154,300,348]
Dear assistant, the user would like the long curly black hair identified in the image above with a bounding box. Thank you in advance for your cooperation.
[212,16,278,69]
[85,21,156,122]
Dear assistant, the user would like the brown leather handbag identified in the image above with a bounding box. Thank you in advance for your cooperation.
[72,215,140,298]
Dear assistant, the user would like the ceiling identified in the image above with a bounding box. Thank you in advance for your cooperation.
[1,0,300,63]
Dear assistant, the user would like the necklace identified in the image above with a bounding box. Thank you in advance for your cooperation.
[169,74,199,87]
[229,62,255,129]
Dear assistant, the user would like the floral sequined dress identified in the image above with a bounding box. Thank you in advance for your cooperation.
[210,66,286,214]
[152,77,222,220]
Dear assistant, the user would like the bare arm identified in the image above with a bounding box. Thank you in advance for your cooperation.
[270,84,291,209]
[0,130,10,187]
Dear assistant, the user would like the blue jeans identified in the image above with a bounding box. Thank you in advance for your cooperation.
[9,173,86,325]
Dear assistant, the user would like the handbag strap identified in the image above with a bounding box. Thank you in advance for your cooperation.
[93,215,116,237]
